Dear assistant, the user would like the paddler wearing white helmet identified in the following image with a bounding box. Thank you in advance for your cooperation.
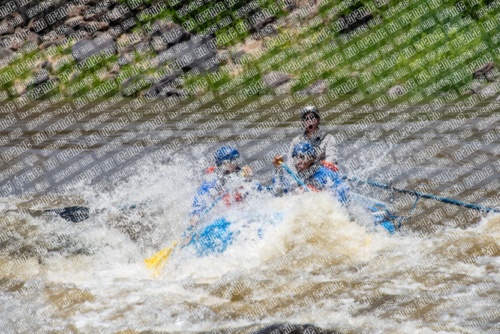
[273,105,339,172]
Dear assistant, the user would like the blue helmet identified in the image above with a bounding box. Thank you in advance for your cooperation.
[292,142,317,158]
[214,146,240,166]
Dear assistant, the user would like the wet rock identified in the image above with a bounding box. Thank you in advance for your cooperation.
[255,324,341,334]
[71,36,116,63]
[472,62,497,81]
[297,80,328,95]
[263,71,294,88]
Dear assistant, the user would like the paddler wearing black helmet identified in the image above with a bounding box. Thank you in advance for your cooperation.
[273,105,339,172]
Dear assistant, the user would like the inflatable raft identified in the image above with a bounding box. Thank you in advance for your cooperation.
[184,194,400,257]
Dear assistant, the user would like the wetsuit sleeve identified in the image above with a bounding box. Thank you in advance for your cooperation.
[270,167,294,196]
[190,179,217,216]
[287,136,299,165]
[322,134,338,164]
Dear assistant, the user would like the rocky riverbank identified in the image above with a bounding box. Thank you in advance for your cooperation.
[0,0,499,104]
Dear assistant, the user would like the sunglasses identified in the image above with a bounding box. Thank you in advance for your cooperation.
[294,154,312,160]
[303,115,317,122]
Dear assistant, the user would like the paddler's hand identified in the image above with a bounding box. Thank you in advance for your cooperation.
[189,215,200,226]
[241,165,253,178]
[272,155,284,167]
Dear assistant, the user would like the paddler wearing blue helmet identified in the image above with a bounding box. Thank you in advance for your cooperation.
[190,146,261,222]
[274,105,339,173]
[272,142,349,204]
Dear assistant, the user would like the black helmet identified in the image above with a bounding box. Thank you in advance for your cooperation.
[300,105,320,120]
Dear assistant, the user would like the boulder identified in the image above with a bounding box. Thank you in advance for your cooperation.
[263,71,294,88]
[151,22,191,47]
[231,50,246,63]
[68,5,90,18]
[255,324,342,334]
[249,15,277,35]
[162,34,218,72]
[151,36,167,52]
[297,80,328,95]
[120,74,150,96]
[65,16,84,28]
[146,69,183,96]
[472,62,497,81]
[79,21,110,32]
[71,36,116,63]
[39,35,66,49]
[26,33,42,45]
[339,12,374,34]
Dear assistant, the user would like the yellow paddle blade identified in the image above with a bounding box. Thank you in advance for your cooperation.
[144,241,177,277]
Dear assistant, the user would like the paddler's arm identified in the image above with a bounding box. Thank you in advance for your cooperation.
[268,156,294,196]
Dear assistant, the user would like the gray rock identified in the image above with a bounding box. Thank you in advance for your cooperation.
[120,74,150,96]
[26,33,41,45]
[71,36,116,62]
[163,34,218,72]
[339,12,374,34]
[152,22,190,47]
[254,324,341,334]
[68,5,90,18]
[297,80,328,95]
[151,36,167,52]
[472,62,496,81]
[249,15,276,34]
[232,50,246,63]
[263,71,294,88]
[387,85,404,98]
[146,69,183,96]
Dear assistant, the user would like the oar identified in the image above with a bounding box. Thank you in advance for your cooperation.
[280,163,309,192]
[144,191,227,276]
[4,206,90,223]
[343,175,500,214]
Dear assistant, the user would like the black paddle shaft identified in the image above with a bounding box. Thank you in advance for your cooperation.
[45,206,90,223]
[344,176,500,214]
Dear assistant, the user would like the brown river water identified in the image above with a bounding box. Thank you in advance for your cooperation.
[0,95,499,333]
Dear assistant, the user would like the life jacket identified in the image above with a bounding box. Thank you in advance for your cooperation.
[205,166,245,206]
[321,161,339,172]
[305,184,320,192]
[222,191,243,206]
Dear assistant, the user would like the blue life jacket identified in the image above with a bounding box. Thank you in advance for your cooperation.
[191,170,263,217]
[272,164,350,204]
